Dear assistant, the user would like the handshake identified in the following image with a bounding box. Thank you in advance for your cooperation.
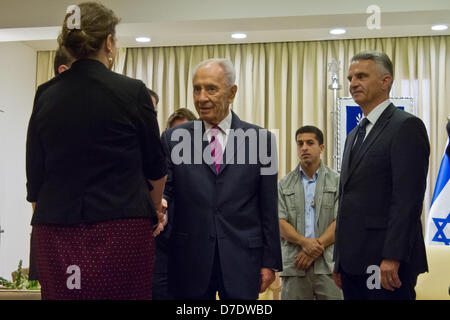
[153,198,168,237]
[295,238,324,271]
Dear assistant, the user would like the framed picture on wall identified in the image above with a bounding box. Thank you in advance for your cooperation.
[334,97,415,172]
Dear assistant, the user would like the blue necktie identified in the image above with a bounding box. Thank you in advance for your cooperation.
[350,118,369,165]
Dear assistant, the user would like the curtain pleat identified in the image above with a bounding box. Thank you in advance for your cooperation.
[36,50,56,87]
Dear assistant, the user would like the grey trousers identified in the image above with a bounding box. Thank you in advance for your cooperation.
[281,268,343,300]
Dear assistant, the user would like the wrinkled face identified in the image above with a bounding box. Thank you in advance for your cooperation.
[347,59,392,111]
[193,63,237,125]
[296,133,324,166]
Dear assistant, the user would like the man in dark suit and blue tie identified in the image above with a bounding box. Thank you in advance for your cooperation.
[333,51,429,300]
[161,58,282,299]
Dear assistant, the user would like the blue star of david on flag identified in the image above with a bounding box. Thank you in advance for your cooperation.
[426,138,450,245]
[432,213,450,245]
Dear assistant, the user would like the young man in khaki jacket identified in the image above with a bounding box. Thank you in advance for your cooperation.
[278,126,343,300]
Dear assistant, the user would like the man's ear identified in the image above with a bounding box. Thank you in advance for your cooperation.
[228,85,238,103]
[382,74,393,91]
[58,64,69,74]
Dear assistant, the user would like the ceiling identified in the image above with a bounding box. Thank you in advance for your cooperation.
[0,0,449,51]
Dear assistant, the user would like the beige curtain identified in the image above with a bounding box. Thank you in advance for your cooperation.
[36,50,56,87]
[35,36,450,212]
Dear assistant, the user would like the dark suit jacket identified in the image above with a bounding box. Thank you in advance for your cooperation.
[334,103,429,276]
[153,205,172,274]
[26,58,167,225]
[161,111,282,299]
[31,76,60,114]
[28,76,61,281]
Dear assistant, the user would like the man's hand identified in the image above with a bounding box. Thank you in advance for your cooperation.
[153,212,167,237]
[380,259,401,291]
[294,250,314,270]
[300,238,324,259]
[332,272,342,289]
[161,198,168,213]
[153,199,168,237]
[259,268,276,293]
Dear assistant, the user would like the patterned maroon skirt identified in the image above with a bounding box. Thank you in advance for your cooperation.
[33,218,154,300]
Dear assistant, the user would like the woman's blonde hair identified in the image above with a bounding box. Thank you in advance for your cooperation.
[58,2,120,59]
[167,108,197,129]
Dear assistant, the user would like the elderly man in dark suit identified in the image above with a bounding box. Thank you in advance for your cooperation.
[333,51,429,300]
[161,58,282,300]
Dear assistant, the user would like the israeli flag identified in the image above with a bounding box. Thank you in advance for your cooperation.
[425,139,450,245]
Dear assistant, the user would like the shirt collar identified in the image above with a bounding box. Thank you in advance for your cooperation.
[365,99,391,126]
[203,110,232,135]
[299,165,319,181]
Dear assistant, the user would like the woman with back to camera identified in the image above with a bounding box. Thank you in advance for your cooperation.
[26,2,167,300]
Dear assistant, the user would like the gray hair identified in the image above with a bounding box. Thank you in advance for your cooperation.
[192,58,236,87]
[351,51,394,90]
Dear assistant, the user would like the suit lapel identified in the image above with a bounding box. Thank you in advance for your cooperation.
[341,127,358,186]
[188,120,217,175]
[349,104,396,172]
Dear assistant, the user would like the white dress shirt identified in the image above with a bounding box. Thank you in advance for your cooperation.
[203,111,233,152]
[360,99,391,141]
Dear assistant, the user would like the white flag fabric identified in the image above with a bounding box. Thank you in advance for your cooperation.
[425,139,450,245]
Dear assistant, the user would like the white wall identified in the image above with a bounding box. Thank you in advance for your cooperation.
[0,42,36,279]
[2,0,450,28]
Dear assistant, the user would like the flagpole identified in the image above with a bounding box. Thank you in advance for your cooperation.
[328,59,342,171]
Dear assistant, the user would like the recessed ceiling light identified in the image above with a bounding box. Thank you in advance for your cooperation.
[431,24,448,31]
[136,37,151,43]
[330,28,346,35]
[231,33,247,39]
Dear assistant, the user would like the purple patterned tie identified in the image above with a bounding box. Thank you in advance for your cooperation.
[210,125,223,174]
